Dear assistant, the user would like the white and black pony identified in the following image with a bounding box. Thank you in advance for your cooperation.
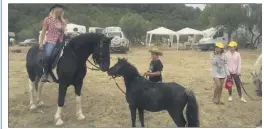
[26,33,112,126]
[107,58,200,127]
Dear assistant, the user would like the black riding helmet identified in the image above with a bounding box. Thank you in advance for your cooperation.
[49,4,66,12]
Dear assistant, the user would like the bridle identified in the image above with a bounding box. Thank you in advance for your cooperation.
[70,41,105,71]
[109,75,126,94]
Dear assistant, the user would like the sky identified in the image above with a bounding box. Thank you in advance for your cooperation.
[185,4,206,10]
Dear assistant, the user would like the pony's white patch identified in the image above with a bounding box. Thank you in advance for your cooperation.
[76,96,85,120]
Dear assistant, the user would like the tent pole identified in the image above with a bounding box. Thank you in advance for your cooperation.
[177,35,180,51]
[145,34,148,46]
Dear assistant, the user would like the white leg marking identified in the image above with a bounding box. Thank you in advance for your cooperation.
[48,74,53,82]
[28,79,36,110]
[76,95,85,120]
[36,81,45,106]
[54,106,63,126]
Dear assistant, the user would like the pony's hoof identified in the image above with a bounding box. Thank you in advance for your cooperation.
[38,101,44,106]
[30,104,37,110]
[77,114,85,120]
[55,119,64,126]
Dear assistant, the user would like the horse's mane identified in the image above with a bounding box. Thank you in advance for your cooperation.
[67,33,104,47]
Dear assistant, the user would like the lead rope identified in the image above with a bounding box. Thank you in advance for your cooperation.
[240,81,261,101]
[109,77,126,94]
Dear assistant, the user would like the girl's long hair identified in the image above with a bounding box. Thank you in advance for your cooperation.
[49,8,65,23]
[214,47,224,55]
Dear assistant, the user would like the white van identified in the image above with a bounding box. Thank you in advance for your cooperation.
[88,27,104,34]
[104,26,129,53]
[198,27,228,51]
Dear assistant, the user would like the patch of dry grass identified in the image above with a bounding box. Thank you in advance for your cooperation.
[8,45,261,127]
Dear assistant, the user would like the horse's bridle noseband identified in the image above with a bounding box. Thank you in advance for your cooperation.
[85,41,106,71]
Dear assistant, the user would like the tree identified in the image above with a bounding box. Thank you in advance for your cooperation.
[199,4,247,42]
[119,13,150,43]
[9,4,203,41]
[244,4,262,47]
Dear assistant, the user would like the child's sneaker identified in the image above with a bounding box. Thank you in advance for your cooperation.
[240,97,247,103]
[228,96,232,102]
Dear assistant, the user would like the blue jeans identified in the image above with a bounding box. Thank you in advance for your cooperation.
[44,42,56,57]
[43,42,56,74]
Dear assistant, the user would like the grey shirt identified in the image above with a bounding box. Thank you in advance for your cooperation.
[211,53,230,78]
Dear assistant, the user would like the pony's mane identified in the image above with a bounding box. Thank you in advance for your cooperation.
[119,59,140,76]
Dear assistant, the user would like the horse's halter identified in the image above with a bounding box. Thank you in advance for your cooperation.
[87,41,105,71]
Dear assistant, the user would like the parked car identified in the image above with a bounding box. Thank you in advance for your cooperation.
[19,39,38,46]
[104,27,129,53]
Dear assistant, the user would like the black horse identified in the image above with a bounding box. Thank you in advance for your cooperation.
[26,33,112,126]
[107,58,199,127]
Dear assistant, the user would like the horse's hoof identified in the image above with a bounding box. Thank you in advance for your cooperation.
[77,114,85,120]
[38,101,44,106]
[30,104,37,110]
[55,119,64,126]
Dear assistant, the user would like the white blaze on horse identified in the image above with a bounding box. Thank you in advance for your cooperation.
[26,33,112,126]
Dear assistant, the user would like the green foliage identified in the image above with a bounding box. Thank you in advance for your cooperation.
[199,4,248,42]
[119,13,150,43]
[9,4,202,42]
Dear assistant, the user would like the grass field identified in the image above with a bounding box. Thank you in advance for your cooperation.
[8,45,262,127]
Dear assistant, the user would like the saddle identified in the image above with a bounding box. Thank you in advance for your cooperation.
[37,42,65,82]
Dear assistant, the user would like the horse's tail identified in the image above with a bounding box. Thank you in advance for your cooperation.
[185,89,200,127]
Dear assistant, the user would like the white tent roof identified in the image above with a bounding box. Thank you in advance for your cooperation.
[176,27,203,35]
[147,27,177,35]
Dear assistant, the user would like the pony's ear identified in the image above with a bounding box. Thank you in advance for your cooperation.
[121,58,128,62]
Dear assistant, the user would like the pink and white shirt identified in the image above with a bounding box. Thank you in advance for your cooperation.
[43,16,66,43]
[225,51,241,75]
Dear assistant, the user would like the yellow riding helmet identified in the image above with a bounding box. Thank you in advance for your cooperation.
[228,41,238,47]
[215,42,224,49]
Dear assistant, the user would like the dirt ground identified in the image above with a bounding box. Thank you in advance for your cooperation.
[8,45,262,127]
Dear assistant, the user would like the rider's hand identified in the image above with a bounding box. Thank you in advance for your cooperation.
[39,44,44,51]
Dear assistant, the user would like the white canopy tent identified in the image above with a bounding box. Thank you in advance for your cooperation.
[146,27,178,47]
[175,27,203,50]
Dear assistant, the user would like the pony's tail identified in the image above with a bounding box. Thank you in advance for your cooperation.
[185,89,200,127]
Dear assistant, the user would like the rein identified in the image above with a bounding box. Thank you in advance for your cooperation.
[87,60,100,71]
[109,76,126,94]
[69,44,101,71]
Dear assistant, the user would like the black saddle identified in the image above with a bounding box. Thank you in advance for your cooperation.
[37,42,65,69]
[36,43,65,83]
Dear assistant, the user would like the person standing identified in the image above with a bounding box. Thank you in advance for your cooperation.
[225,41,247,102]
[211,42,230,104]
[39,4,67,82]
[144,47,163,83]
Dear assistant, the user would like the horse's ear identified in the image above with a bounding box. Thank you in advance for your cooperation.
[104,37,113,43]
